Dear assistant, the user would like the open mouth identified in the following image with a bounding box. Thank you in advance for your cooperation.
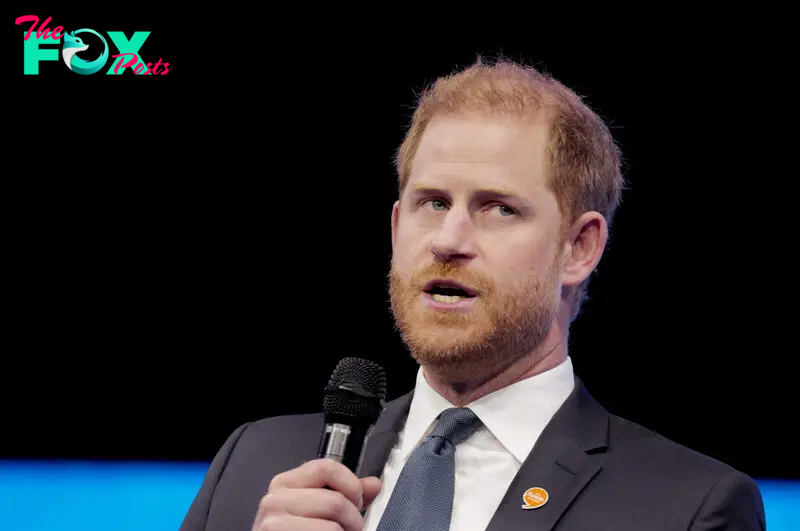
[423,279,477,303]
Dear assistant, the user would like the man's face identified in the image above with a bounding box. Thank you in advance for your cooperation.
[389,113,566,382]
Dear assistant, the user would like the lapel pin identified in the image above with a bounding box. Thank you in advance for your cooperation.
[521,487,549,509]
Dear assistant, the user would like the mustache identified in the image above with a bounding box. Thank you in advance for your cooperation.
[404,262,493,294]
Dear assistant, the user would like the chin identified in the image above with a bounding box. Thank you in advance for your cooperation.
[419,326,482,350]
[405,308,488,344]
[402,321,497,369]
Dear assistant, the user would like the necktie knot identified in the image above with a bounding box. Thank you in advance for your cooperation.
[429,407,481,446]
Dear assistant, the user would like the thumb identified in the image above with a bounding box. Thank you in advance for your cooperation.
[359,476,382,509]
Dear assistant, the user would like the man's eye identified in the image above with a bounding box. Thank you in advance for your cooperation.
[489,204,516,216]
[425,199,447,211]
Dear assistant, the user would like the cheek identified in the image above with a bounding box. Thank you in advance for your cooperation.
[414,211,442,231]
[496,263,532,290]
[488,242,555,285]
[393,235,425,272]
[396,223,432,254]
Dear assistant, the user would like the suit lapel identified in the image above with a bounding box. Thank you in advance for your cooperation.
[357,390,413,479]
[485,378,610,531]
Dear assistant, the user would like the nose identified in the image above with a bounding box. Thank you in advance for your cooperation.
[430,208,476,263]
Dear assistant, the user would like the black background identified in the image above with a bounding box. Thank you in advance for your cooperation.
[5,10,797,482]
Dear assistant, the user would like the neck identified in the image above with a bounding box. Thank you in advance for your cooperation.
[422,311,569,407]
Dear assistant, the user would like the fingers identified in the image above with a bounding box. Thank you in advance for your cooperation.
[254,459,372,531]
[360,477,382,509]
[269,459,364,509]
[258,487,363,531]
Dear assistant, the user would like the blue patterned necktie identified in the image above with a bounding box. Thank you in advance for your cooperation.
[376,407,483,531]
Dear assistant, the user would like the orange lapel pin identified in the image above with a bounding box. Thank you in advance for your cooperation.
[521,487,549,509]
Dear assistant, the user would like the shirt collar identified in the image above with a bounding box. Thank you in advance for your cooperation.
[399,357,575,463]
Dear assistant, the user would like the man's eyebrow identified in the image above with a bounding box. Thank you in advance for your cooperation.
[410,185,447,196]
[411,184,519,196]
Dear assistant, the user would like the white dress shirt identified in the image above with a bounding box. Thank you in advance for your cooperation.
[362,356,575,531]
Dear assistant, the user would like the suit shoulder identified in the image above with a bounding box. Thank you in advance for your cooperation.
[598,413,765,526]
[247,411,324,433]
[556,408,766,530]
[607,413,751,482]
[183,412,326,531]
[233,411,324,451]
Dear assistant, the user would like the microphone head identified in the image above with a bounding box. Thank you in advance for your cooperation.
[323,357,387,425]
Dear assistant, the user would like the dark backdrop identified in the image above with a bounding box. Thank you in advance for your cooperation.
[5,11,796,482]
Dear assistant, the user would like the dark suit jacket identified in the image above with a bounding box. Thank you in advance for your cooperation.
[179,378,766,530]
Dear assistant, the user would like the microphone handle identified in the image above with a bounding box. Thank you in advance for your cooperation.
[317,421,373,474]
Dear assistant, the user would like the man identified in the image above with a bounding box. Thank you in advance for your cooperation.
[179,58,766,531]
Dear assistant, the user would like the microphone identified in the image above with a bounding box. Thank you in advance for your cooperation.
[317,357,387,474]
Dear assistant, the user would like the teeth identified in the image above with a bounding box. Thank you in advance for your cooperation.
[432,294,463,303]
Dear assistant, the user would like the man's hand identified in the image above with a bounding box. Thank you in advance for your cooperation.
[253,459,382,531]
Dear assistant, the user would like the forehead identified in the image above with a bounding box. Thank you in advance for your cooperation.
[408,113,551,195]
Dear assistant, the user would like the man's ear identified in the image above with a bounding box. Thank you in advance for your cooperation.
[391,200,400,251]
[560,211,608,288]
